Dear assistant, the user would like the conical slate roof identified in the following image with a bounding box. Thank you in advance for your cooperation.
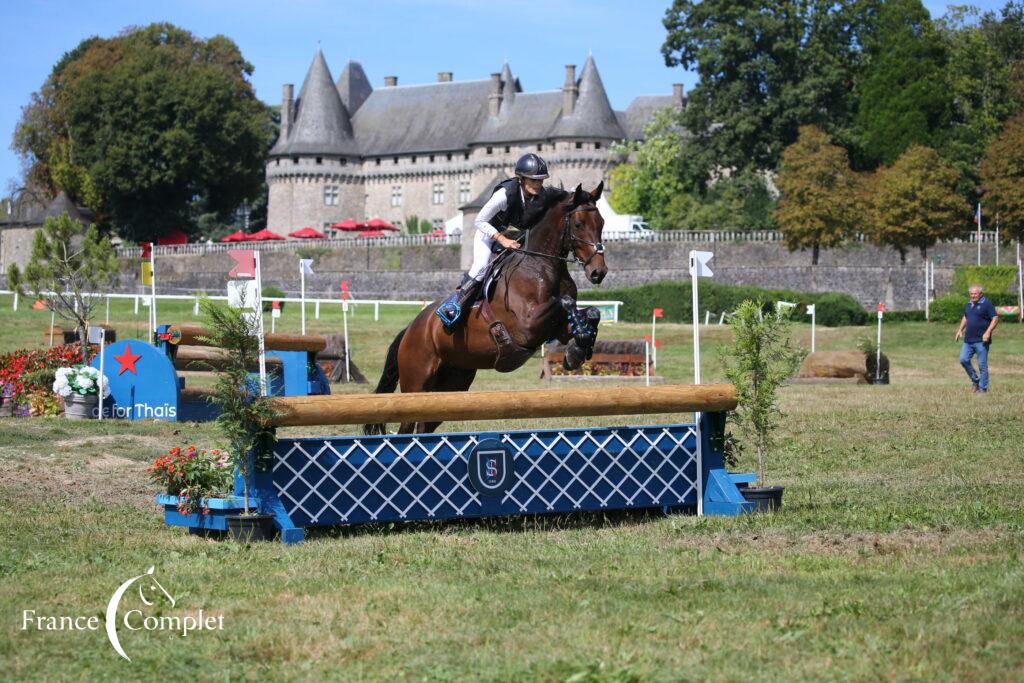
[551,56,624,139]
[499,62,516,111]
[274,49,358,156]
[337,60,373,114]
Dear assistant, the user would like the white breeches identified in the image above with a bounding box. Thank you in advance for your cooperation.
[467,230,495,281]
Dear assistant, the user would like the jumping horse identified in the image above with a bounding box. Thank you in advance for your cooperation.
[364,182,608,434]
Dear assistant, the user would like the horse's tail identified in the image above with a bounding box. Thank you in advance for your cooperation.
[362,326,407,435]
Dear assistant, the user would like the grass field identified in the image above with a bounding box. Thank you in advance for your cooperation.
[1,292,1022,681]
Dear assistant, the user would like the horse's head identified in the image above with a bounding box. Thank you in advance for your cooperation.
[137,566,176,608]
[565,182,607,285]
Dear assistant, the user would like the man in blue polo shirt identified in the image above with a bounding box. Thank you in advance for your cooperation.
[955,284,999,393]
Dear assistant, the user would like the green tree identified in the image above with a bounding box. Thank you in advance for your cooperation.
[721,300,806,485]
[6,214,119,361]
[981,114,1024,243]
[662,0,874,180]
[663,170,777,231]
[868,145,965,262]
[12,24,274,243]
[852,0,951,168]
[776,125,860,264]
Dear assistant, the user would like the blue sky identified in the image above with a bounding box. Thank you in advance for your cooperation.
[0,0,1008,195]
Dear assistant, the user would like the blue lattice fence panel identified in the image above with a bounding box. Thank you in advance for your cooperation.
[272,424,697,528]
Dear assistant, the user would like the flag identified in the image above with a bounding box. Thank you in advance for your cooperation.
[141,262,153,285]
[653,308,664,318]
[975,204,982,225]
[340,279,351,301]
[140,242,152,259]
[228,249,256,278]
[300,259,314,275]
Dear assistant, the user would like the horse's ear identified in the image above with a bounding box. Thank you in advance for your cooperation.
[591,181,604,202]
[571,184,585,207]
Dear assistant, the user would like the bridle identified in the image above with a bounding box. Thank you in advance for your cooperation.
[512,203,605,267]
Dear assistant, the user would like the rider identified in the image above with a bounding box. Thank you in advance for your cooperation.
[435,153,549,333]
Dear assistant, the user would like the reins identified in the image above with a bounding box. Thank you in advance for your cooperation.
[503,204,604,267]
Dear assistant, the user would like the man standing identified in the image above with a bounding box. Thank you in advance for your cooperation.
[955,284,999,393]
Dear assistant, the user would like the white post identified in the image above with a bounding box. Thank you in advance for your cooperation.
[925,259,930,322]
[977,204,982,266]
[12,292,17,311]
[271,310,276,334]
[689,252,703,517]
[651,312,658,368]
[995,219,1000,266]
[49,310,55,347]
[254,252,268,396]
[315,300,320,320]
[150,249,157,339]
[704,310,710,326]
[300,269,307,336]
[1018,255,1023,323]
[97,333,105,421]
[134,295,139,315]
[876,307,883,382]
[644,340,650,387]
[807,305,816,353]
[342,300,351,383]
[105,295,110,324]
[374,301,379,322]
[718,312,725,325]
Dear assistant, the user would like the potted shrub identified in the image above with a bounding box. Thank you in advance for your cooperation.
[52,365,110,419]
[149,446,233,516]
[721,300,807,511]
[199,297,280,542]
[858,337,890,384]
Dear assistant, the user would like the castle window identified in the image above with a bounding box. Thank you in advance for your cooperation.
[575,142,583,149]
[486,146,493,155]
[536,144,543,152]
[504,145,510,153]
[393,157,399,164]
[292,157,299,164]
[340,158,347,166]
[429,155,435,162]
[391,186,403,207]
[316,157,323,165]
[595,142,601,150]
[275,159,280,166]
[432,183,445,205]
[323,185,339,206]
[446,153,452,161]
[411,156,417,164]
[375,158,381,166]
[458,181,471,204]
[464,152,469,160]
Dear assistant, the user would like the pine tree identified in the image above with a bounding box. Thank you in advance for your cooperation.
[775,125,860,265]
[868,145,965,262]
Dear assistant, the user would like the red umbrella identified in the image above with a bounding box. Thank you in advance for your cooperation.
[288,227,327,239]
[330,219,365,231]
[364,217,398,231]
[156,228,189,245]
[358,229,386,238]
[220,230,247,242]
[247,229,285,241]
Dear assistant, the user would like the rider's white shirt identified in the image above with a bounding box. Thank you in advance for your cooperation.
[474,185,526,238]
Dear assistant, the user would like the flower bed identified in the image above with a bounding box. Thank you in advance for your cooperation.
[0,344,82,416]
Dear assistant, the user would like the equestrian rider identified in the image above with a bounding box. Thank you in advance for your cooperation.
[435,153,549,332]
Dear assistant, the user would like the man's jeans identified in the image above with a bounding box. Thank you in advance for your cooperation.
[960,341,990,391]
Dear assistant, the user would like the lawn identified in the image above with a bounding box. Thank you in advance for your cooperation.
[1,292,1022,681]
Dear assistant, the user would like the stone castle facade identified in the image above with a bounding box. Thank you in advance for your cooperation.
[266,50,684,232]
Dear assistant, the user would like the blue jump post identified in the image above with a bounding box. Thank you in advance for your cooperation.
[156,385,754,543]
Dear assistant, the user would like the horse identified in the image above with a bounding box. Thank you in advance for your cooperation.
[364,182,608,435]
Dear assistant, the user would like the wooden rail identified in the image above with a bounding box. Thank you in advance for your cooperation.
[166,325,326,353]
[269,384,737,427]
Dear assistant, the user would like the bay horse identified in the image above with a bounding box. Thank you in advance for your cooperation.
[364,182,608,434]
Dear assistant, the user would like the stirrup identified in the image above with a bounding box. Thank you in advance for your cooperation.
[436,294,462,329]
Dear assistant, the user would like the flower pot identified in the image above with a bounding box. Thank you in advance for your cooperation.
[64,393,98,420]
[0,398,14,418]
[741,485,784,512]
[226,513,276,542]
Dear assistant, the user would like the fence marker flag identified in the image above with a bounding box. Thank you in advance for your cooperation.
[300,259,314,276]
[653,308,664,318]
[228,249,257,278]
[299,258,314,335]
[688,248,715,518]
[341,279,351,301]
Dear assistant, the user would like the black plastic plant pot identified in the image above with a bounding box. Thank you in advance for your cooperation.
[226,513,276,542]
[741,486,784,512]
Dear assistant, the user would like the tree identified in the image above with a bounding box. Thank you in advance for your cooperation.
[981,114,1024,243]
[868,145,965,262]
[12,24,273,243]
[662,0,874,181]
[852,0,951,168]
[721,300,806,485]
[776,125,860,264]
[6,214,119,361]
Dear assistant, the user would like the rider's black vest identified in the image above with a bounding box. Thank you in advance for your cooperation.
[489,178,529,234]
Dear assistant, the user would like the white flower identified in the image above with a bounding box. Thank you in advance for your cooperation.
[53,376,69,389]
[55,367,72,379]
[78,377,95,390]
[82,367,99,378]
[101,385,110,399]
[56,385,72,398]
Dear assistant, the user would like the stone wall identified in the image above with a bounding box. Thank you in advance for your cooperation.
[115,238,1002,310]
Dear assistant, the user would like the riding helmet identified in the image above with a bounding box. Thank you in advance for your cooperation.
[514,153,549,180]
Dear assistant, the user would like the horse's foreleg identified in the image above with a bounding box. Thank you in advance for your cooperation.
[558,296,601,370]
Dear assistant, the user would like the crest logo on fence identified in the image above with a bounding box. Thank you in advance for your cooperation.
[467,440,514,498]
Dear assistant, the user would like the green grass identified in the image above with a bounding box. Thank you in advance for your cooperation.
[1,291,1023,681]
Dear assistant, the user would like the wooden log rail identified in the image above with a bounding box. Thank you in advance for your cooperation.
[166,325,326,353]
[269,384,737,428]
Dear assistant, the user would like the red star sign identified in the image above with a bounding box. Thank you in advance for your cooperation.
[113,343,142,375]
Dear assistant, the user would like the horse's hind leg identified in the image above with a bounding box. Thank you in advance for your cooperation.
[407,365,477,434]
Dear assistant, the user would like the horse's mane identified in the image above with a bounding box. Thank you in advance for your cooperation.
[521,186,571,229]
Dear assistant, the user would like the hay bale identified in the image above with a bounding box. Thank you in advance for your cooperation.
[799,351,868,382]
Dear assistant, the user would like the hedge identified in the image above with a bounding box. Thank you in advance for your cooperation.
[951,265,1018,297]
[930,292,1020,323]
[594,280,869,326]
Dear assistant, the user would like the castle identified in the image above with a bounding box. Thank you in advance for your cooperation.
[266,50,684,232]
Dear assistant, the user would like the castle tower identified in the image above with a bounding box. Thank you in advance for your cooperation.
[266,49,362,232]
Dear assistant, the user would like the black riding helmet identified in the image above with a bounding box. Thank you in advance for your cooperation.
[514,153,549,180]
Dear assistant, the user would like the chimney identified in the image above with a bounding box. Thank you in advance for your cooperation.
[437,71,453,82]
[281,83,294,139]
[488,72,503,116]
[384,76,398,87]
[672,83,685,108]
[562,64,578,117]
